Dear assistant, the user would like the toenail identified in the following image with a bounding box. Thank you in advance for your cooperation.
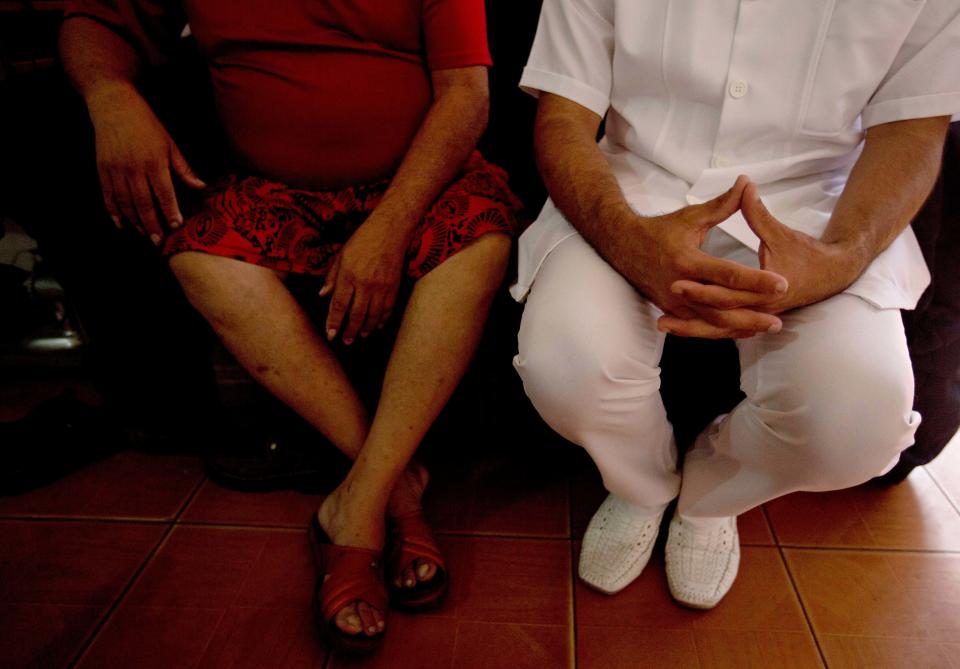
[406,578,415,587]
[368,626,376,634]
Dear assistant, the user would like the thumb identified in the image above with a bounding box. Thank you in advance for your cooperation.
[170,144,207,190]
[741,182,782,247]
[697,174,750,231]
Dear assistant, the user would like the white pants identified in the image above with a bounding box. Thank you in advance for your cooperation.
[514,230,921,517]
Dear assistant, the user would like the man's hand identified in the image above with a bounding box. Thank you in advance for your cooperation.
[320,216,407,345]
[668,182,860,319]
[613,176,788,339]
[87,81,206,244]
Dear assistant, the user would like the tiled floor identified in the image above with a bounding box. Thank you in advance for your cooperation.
[1,433,958,668]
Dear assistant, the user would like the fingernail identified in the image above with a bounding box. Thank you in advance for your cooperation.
[327,329,336,340]
[767,322,782,334]
[110,215,121,228]
[775,280,788,293]
[658,325,672,334]
[150,233,161,245]
[671,284,684,295]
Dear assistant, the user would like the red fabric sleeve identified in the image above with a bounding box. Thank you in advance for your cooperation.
[63,0,187,66]
[422,0,492,71]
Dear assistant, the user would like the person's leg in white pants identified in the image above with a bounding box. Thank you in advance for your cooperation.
[515,229,920,605]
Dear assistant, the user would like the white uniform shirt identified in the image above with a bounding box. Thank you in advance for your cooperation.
[513,0,960,308]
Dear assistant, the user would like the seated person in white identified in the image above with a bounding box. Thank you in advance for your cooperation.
[513,0,959,608]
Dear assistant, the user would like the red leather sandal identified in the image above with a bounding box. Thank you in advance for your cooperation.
[310,515,388,654]
[386,510,449,611]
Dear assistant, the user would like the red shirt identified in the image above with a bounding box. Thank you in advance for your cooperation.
[65,0,492,189]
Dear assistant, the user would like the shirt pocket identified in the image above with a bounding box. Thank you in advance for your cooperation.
[798,0,925,137]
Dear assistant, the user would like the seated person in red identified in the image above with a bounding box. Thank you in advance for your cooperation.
[59,0,520,652]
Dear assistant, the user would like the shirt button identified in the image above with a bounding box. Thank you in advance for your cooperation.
[728,80,749,99]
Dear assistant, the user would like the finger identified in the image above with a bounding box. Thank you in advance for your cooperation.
[692,252,789,295]
[149,162,183,228]
[671,279,781,310]
[362,293,384,337]
[170,144,207,189]
[740,182,784,246]
[695,174,751,228]
[687,302,783,334]
[319,255,341,297]
[111,172,140,230]
[325,277,353,341]
[97,167,123,229]
[131,173,164,245]
[658,314,759,339]
[341,289,369,345]
[379,285,399,329]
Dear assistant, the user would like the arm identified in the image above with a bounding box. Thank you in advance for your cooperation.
[323,66,490,344]
[59,17,204,243]
[534,93,787,338]
[670,115,950,318]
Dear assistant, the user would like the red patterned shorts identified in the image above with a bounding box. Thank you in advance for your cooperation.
[163,152,521,279]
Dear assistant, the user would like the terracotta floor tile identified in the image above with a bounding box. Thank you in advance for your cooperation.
[784,548,960,641]
[927,431,960,508]
[578,626,699,669]
[77,526,326,668]
[0,520,164,669]
[451,622,570,669]
[0,603,104,669]
[439,536,572,626]
[692,630,823,668]
[424,452,569,538]
[181,481,324,527]
[819,635,960,669]
[327,614,457,669]
[575,546,808,633]
[0,451,203,521]
[766,469,960,550]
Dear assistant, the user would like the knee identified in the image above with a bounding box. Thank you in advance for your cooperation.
[514,306,660,442]
[168,252,245,336]
[751,354,917,489]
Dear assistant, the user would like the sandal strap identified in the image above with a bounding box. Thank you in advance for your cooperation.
[389,512,446,575]
[317,544,388,623]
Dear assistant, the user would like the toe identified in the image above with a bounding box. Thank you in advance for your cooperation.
[335,604,363,636]
[356,601,382,637]
[402,564,417,589]
[415,559,437,584]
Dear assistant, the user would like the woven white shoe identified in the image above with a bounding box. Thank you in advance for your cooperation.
[665,513,740,610]
[578,494,667,594]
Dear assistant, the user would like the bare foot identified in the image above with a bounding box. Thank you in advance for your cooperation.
[316,488,386,637]
[386,462,438,589]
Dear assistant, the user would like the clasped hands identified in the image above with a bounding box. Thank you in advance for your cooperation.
[616,175,856,339]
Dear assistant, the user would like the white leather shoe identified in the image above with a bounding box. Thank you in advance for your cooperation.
[665,513,740,609]
[578,494,667,594]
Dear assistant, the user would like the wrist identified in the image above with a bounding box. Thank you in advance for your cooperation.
[84,79,140,119]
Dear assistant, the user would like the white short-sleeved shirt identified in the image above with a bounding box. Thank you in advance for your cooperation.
[513,0,960,308]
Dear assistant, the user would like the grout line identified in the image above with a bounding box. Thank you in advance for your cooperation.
[773,545,960,555]
[172,474,209,523]
[923,465,960,517]
[67,521,178,669]
[776,546,829,668]
[0,515,170,525]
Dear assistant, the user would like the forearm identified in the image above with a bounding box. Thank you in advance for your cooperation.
[823,115,950,280]
[368,67,489,241]
[534,94,635,269]
[59,17,142,105]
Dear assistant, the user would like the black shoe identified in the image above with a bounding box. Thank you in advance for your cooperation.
[204,428,347,493]
[0,390,126,496]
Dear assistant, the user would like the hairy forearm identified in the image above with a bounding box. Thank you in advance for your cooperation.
[370,67,489,241]
[534,94,635,268]
[823,116,950,277]
[59,17,142,104]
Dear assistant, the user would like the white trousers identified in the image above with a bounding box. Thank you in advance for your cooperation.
[514,230,921,517]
